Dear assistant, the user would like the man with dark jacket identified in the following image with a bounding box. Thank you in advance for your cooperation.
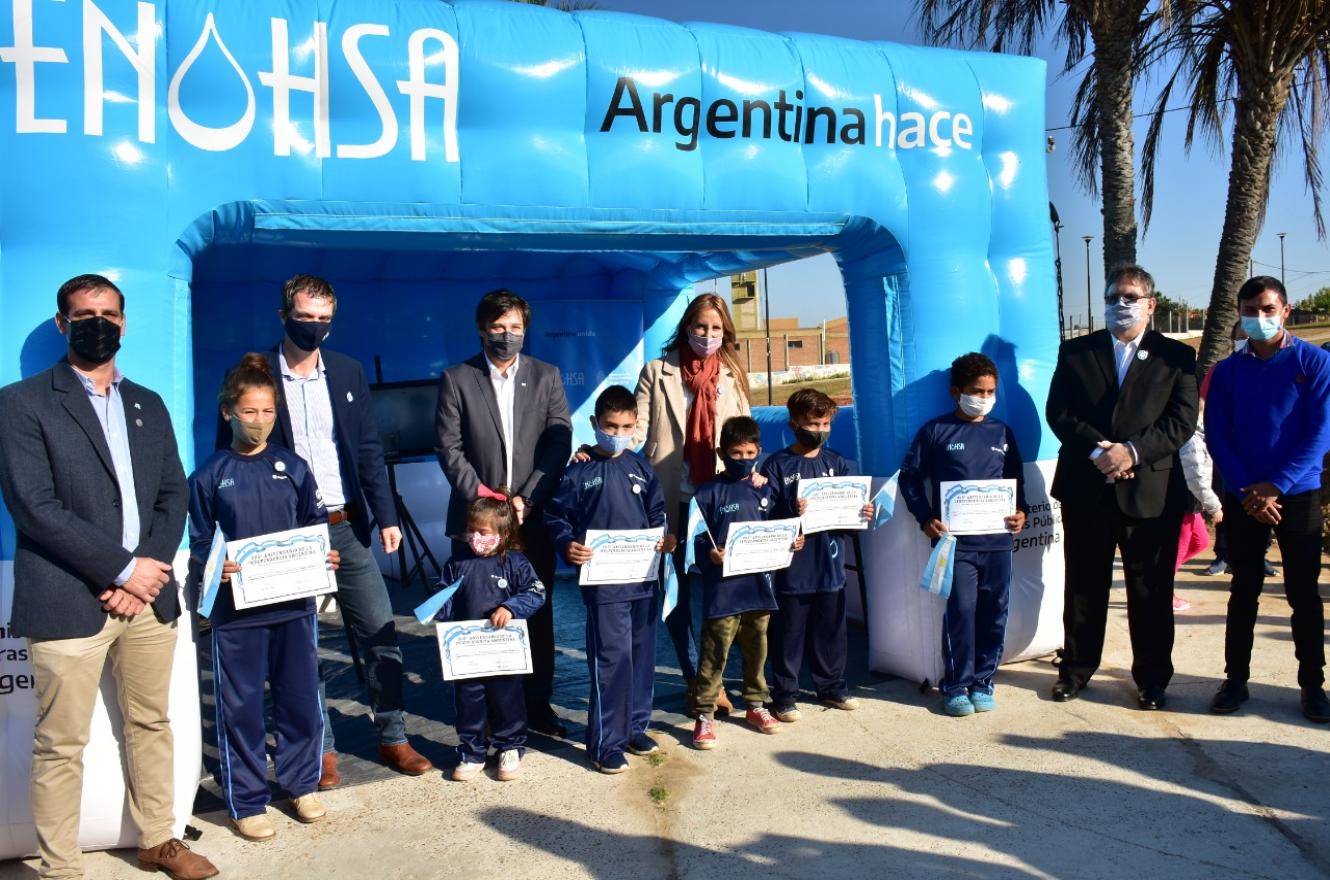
[0,275,217,880]
[436,289,573,735]
[258,274,432,783]
[1046,264,1198,710]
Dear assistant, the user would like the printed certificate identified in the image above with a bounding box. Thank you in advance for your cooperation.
[722,517,802,577]
[579,527,664,585]
[227,524,337,610]
[436,619,534,681]
[940,479,1018,536]
[798,475,872,534]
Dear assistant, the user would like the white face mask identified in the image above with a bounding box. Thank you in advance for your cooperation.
[959,393,995,418]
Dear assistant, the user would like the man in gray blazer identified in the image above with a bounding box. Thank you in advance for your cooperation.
[435,289,572,735]
[0,275,217,880]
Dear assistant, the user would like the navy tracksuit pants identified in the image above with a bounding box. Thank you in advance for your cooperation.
[585,595,656,763]
[768,589,848,706]
[212,614,323,819]
[454,675,528,762]
[942,547,1012,698]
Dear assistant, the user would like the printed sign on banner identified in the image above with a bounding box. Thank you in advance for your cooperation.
[525,301,645,452]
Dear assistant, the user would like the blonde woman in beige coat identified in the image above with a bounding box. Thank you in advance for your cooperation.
[635,293,751,715]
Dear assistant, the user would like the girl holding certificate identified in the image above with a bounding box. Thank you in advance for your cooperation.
[898,353,1028,717]
[188,354,339,841]
[434,494,546,782]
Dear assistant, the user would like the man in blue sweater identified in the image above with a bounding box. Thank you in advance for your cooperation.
[1205,276,1330,722]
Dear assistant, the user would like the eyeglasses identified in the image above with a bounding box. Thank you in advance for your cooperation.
[1105,294,1148,305]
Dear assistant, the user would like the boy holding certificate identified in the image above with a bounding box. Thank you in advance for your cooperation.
[435,494,546,782]
[544,386,676,774]
[898,352,1028,716]
[690,417,805,748]
[761,390,874,722]
[188,354,339,840]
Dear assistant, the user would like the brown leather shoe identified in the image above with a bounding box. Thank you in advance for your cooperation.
[378,741,433,776]
[137,838,219,880]
[318,751,340,790]
[715,685,734,717]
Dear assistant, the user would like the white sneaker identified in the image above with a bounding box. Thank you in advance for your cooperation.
[452,759,485,782]
[290,793,326,823]
[496,749,522,781]
[822,695,861,711]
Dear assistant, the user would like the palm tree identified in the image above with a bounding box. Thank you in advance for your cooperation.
[1141,1,1330,379]
[917,1,1175,275]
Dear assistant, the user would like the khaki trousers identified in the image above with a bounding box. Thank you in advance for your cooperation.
[694,611,771,715]
[28,610,178,879]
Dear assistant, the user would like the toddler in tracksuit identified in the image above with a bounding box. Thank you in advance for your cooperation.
[898,352,1028,716]
[760,389,874,722]
[690,416,804,749]
[544,385,676,774]
[436,494,546,783]
[188,353,338,841]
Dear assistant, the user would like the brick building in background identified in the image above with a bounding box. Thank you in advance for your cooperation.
[727,271,850,372]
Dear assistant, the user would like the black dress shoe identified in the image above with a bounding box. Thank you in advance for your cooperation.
[528,706,568,737]
[1137,686,1167,710]
[1051,679,1081,702]
[1302,688,1330,723]
[1210,679,1249,714]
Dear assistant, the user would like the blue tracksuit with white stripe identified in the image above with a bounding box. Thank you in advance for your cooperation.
[899,413,1027,698]
[544,449,666,763]
[189,445,326,819]
[436,549,546,762]
[761,446,856,705]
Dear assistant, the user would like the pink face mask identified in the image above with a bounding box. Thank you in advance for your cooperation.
[687,333,723,358]
[465,532,502,557]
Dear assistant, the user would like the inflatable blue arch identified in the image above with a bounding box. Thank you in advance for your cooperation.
[0,0,1067,852]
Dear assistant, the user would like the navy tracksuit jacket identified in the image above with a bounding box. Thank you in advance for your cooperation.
[899,413,1027,697]
[760,446,857,705]
[544,449,666,762]
[691,475,780,619]
[189,445,327,819]
[436,549,546,761]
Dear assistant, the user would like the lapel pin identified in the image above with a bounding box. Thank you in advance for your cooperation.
[133,402,141,409]
[346,391,354,402]
[1136,350,1149,361]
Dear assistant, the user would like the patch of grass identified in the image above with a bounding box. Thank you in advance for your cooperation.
[647,752,666,768]
[648,785,670,804]
[756,376,854,406]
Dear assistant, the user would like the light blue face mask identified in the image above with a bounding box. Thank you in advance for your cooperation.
[1104,299,1146,334]
[1240,315,1283,342]
[594,425,633,455]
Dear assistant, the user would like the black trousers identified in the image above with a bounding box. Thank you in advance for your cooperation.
[1221,490,1325,690]
[1060,500,1181,690]
[518,516,558,710]
[768,589,848,705]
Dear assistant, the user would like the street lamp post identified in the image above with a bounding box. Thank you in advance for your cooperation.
[1278,232,1287,287]
[1082,235,1094,334]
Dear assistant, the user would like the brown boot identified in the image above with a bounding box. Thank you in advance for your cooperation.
[715,685,734,717]
[318,751,340,790]
[379,741,434,776]
[137,838,219,880]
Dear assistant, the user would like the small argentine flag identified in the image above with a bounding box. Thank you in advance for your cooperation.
[870,472,900,530]
[681,497,714,573]
[920,533,957,599]
[660,555,679,622]
[414,577,463,625]
[198,524,227,618]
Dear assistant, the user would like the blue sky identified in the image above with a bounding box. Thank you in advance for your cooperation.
[591,0,1330,326]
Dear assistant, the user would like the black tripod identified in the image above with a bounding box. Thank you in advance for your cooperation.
[385,458,443,591]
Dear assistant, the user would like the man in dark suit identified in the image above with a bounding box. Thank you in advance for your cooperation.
[1046,264,1198,710]
[253,274,432,783]
[436,289,573,735]
[0,275,217,880]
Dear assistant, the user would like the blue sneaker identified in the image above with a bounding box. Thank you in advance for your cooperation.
[592,751,630,774]
[627,733,659,756]
[969,689,996,713]
[943,694,975,717]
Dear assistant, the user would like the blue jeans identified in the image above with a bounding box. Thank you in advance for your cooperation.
[321,520,407,749]
[664,502,699,681]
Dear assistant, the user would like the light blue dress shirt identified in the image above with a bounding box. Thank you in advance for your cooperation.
[74,366,140,586]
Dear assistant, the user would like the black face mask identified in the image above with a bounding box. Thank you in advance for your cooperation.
[65,316,121,365]
[793,426,829,449]
[284,316,331,352]
[483,330,524,362]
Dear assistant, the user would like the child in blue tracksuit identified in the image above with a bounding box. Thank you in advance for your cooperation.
[760,389,874,722]
[544,385,675,774]
[898,352,1028,716]
[188,353,338,840]
[436,494,546,782]
[690,416,804,749]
